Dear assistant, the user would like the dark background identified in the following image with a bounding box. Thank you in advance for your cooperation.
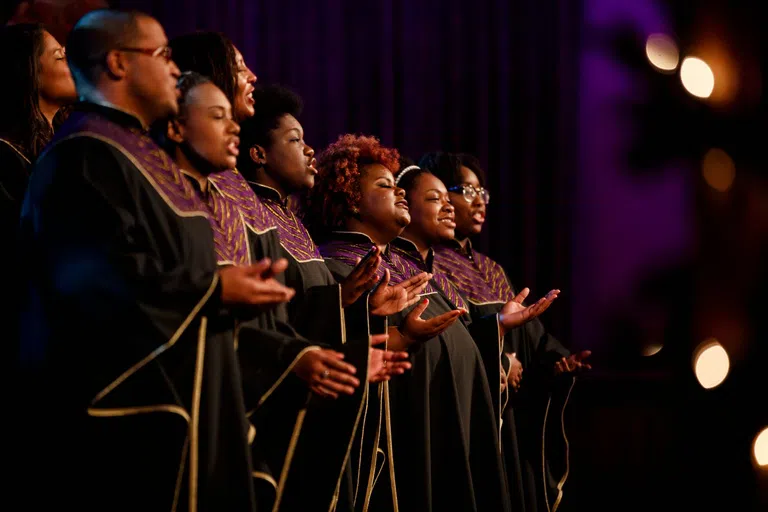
[7,0,767,509]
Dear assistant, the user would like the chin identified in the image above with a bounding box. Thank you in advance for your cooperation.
[438,227,455,242]
[224,157,237,169]
[395,212,411,227]
[468,223,483,236]
[302,177,316,190]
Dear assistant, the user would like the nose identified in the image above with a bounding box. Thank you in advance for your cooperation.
[169,60,181,79]
[443,201,455,213]
[247,67,257,84]
[395,186,405,197]
[229,119,240,135]
[305,144,315,158]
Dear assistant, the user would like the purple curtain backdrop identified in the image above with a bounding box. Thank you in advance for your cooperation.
[118,0,583,348]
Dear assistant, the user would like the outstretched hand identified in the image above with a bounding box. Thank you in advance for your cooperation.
[219,258,295,307]
[369,270,431,316]
[368,333,412,383]
[499,287,560,334]
[340,248,382,307]
[554,350,592,375]
[400,298,466,346]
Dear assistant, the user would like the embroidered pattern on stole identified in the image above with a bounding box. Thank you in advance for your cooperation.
[433,244,514,304]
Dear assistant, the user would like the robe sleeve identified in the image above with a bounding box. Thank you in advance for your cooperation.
[291,282,347,345]
[324,258,387,337]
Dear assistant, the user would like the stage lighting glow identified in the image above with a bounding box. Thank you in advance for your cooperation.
[754,428,768,467]
[642,344,663,356]
[693,339,729,389]
[645,34,679,72]
[702,148,736,192]
[680,57,715,98]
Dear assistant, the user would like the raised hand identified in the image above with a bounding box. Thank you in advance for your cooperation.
[394,298,466,349]
[368,333,412,382]
[340,247,382,307]
[554,350,592,375]
[498,287,560,334]
[369,270,431,316]
[219,258,295,307]
[293,349,361,399]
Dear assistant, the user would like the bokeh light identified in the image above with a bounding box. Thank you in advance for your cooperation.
[646,34,679,72]
[680,57,715,98]
[693,339,729,389]
[702,148,736,192]
[753,428,768,467]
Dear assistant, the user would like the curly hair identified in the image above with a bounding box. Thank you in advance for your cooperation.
[238,84,303,176]
[302,134,400,239]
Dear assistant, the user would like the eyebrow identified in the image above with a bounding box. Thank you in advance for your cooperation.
[207,106,229,114]
[426,188,445,194]
[375,176,394,184]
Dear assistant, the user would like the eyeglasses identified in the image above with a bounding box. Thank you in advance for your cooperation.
[117,45,173,62]
[448,184,490,204]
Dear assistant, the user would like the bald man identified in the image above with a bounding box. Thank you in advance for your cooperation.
[16,10,293,510]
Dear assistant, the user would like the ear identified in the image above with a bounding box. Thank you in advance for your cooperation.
[249,145,267,166]
[166,119,185,144]
[104,50,128,79]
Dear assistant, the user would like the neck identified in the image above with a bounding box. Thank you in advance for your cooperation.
[38,96,59,128]
[400,229,430,261]
[344,218,394,253]
[81,86,152,129]
[174,146,211,193]
[254,167,287,199]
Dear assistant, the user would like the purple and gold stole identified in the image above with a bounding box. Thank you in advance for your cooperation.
[433,241,514,305]
[56,110,258,266]
[319,232,467,311]
[249,183,323,263]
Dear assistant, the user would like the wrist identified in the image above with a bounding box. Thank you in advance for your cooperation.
[498,313,509,336]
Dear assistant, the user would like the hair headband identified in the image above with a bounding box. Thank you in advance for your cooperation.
[395,165,420,186]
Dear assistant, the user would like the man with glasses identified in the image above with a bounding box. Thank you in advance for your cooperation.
[16,9,293,510]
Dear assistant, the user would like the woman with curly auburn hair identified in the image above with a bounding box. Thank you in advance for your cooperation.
[308,135,513,512]
[302,133,403,241]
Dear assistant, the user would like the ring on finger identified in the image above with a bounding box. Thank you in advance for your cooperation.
[321,369,330,380]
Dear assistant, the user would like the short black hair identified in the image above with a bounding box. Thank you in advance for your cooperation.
[151,71,212,152]
[455,153,486,186]
[170,32,238,113]
[66,9,148,86]
[237,84,303,171]
[394,163,431,199]
[418,151,486,189]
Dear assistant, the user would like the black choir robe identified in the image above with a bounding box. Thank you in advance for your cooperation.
[16,102,259,511]
[205,172,374,511]
[434,239,575,512]
[321,232,511,512]
[1,137,31,374]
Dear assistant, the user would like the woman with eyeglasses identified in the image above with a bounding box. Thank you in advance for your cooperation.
[308,141,561,512]
[420,151,592,512]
